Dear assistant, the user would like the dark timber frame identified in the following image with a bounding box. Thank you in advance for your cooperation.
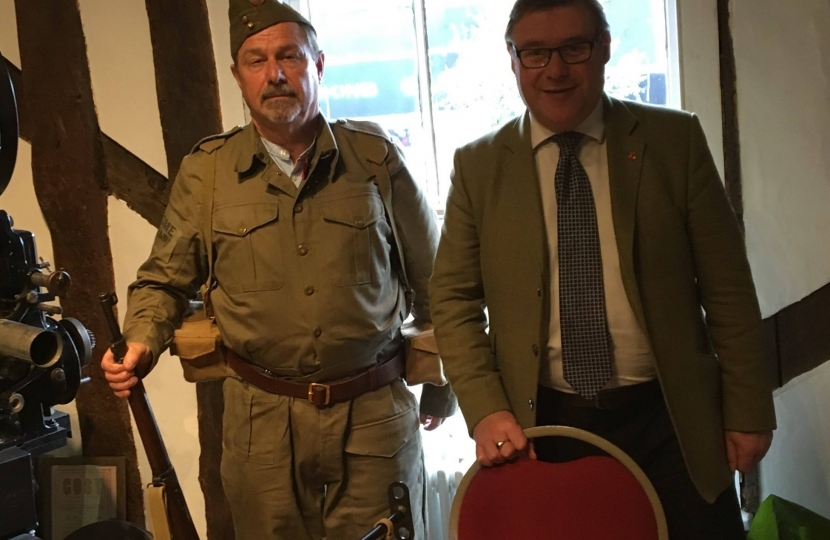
[12,0,235,535]
[13,0,145,525]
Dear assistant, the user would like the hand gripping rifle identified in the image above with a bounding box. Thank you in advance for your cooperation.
[99,293,199,540]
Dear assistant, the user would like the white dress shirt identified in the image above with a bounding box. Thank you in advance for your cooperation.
[531,101,657,393]
[261,137,313,188]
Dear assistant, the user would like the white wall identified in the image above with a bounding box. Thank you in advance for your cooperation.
[733,0,830,317]
[731,0,830,519]
[760,363,830,518]
[675,0,725,176]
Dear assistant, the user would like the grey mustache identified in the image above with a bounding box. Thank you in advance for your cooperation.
[262,85,297,100]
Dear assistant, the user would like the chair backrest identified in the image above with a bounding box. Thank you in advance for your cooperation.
[449,425,669,540]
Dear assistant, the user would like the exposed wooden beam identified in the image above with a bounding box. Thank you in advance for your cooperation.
[761,317,781,389]
[717,0,745,231]
[7,59,168,227]
[145,0,223,183]
[102,136,168,227]
[765,282,830,387]
[13,0,145,526]
[143,1,233,538]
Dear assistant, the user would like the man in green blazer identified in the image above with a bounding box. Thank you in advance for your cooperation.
[429,0,775,537]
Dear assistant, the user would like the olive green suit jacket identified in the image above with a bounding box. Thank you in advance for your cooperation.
[429,96,776,502]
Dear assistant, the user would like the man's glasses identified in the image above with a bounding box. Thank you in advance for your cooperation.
[511,40,598,69]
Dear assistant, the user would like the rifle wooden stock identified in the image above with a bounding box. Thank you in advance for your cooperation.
[128,380,199,540]
[99,292,199,540]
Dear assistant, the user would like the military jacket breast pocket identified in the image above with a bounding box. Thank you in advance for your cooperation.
[212,202,283,293]
[321,191,390,287]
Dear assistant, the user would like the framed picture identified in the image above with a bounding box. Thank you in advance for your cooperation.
[37,456,126,540]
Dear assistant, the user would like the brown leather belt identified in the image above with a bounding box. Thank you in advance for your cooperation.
[225,349,405,406]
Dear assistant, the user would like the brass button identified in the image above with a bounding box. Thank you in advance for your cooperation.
[528,398,534,410]
[537,288,542,297]
[298,245,308,256]
[313,327,322,338]
[238,227,248,234]
[242,15,249,23]
[294,205,304,214]
[355,219,365,227]
[304,286,315,296]
[247,21,255,29]
[532,344,539,357]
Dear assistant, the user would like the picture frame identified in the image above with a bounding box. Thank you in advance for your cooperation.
[37,456,127,540]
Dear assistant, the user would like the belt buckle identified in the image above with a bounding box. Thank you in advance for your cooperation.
[308,383,331,406]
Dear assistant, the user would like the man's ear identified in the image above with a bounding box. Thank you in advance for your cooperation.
[598,30,612,65]
[316,51,325,82]
[507,43,517,75]
[231,62,242,89]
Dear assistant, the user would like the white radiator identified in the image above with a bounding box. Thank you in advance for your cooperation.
[422,411,476,540]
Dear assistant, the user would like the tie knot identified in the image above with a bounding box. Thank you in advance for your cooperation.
[552,131,584,155]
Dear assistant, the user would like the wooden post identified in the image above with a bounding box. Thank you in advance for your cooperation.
[717,0,744,231]
[145,0,223,185]
[143,1,234,537]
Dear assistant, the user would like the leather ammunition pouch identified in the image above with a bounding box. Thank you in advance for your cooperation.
[401,321,447,387]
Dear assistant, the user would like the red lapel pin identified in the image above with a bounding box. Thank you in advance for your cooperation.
[628,152,638,161]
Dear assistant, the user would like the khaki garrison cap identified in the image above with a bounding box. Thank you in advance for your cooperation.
[229,0,315,59]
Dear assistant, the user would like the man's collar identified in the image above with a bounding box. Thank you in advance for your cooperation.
[530,97,606,151]
[234,113,338,176]
[234,121,264,175]
[314,115,338,162]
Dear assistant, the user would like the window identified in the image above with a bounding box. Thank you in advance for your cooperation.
[288,3,682,535]
[295,0,679,212]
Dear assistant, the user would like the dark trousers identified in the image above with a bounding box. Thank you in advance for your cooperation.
[534,382,746,540]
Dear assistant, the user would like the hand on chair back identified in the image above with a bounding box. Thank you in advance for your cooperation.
[473,411,537,466]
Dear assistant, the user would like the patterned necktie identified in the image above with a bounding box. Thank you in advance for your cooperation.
[552,131,613,399]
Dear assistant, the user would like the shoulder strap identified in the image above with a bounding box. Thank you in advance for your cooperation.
[190,125,243,155]
[201,152,217,318]
[373,159,413,317]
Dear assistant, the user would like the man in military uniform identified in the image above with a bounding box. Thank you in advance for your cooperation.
[101,1,455,538]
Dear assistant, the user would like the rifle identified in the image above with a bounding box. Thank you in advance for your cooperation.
[99,292,199,540]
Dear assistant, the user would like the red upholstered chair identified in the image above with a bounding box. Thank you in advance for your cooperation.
[449,426,669,540]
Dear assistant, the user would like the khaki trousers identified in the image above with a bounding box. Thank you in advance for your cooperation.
[220,376,425,540]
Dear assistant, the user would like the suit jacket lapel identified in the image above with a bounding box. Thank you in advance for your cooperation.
[502,112,540,191]
[502,113,548,273]
[604,96,648,333]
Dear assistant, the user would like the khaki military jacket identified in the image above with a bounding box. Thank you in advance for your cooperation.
[124,116,456,417]
[430,96,775,502]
